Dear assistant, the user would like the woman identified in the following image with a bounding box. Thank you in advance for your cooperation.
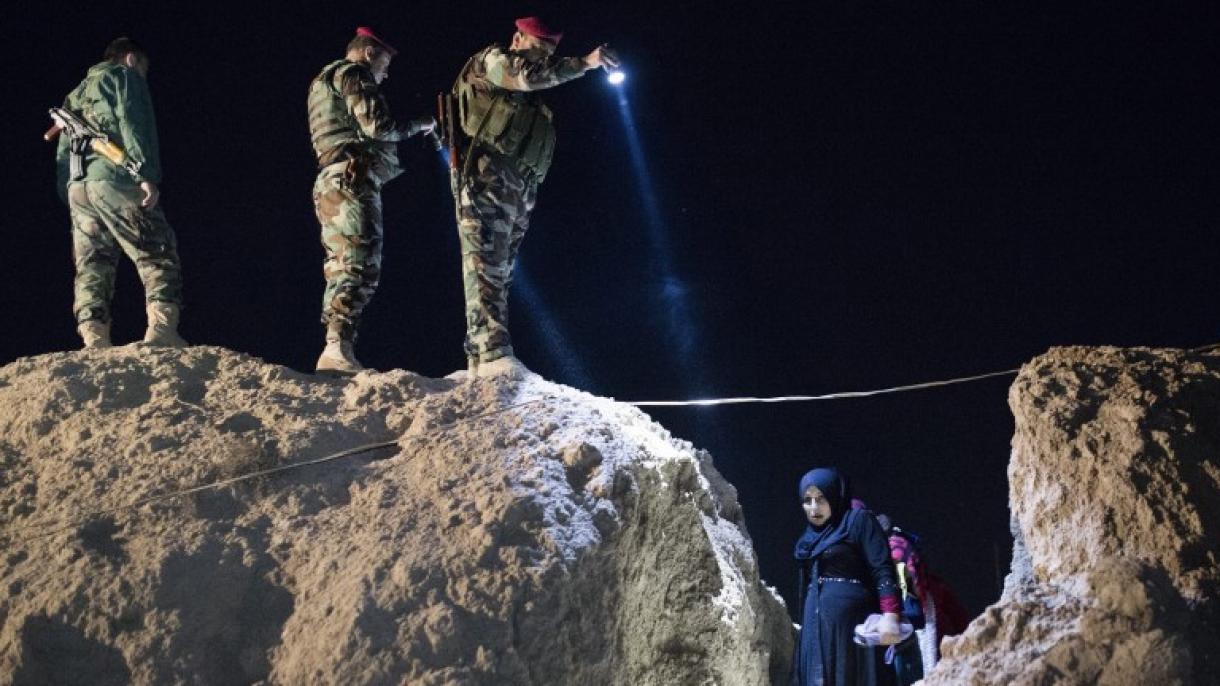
[793,468,902,685]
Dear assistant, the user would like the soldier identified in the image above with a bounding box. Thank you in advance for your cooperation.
[55,37,187,349]
[451,17,618,377]
[308,27,436,375]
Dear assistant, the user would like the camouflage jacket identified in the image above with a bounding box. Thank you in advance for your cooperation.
[308,59,422,185]
[55,61,162,193]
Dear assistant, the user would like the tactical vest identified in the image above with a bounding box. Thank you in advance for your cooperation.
[308,60,365,166]
[455,51,557,182]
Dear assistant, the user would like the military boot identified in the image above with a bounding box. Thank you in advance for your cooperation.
[316,328,363,376]
[78,320,112,350]
[476,354,531,379]
[143,302,188,347]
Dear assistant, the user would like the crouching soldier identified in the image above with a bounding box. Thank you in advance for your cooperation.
[54,37,187,349]
[308,27,436,375]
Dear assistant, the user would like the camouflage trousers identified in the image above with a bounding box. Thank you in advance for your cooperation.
[313,162,384,341]
[68,180,183,324]
[457,152,538,363]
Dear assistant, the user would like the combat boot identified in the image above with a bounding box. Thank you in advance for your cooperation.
[78,320,112,349]
[316,329,363,376]
[143,302,188,347]
[476,354,531,379]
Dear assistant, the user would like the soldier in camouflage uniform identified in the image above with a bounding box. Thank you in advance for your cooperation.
[452,17,618,377]
[55,37,186,349]
[308,27,436,375]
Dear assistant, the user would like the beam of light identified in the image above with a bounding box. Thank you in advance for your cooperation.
[514,266,597,391]
[606,70,626,85]
[612,85,707,392]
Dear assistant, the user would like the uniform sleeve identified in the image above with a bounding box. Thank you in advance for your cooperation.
[106,68,161,184]
[481,46,588,92]
[857,512,902,614]
[113,69,162,184]
[337,64,407,142]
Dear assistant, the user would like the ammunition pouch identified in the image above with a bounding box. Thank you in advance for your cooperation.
[515,104,556,182]
[317,145,374,193]
[69,136,90,182]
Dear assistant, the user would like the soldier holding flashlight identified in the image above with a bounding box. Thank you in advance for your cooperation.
[449,16,618,377]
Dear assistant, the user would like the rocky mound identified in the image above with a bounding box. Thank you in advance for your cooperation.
[0,346,792,685]
[926,346,1220,685]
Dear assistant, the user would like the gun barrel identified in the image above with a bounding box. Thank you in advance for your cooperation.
[44,123,64,142]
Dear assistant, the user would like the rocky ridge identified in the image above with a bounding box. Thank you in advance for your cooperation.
[925,346,1220,686]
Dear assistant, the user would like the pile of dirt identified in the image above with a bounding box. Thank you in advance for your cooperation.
[0,346,792,685]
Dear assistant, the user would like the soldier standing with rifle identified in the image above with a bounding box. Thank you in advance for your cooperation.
[444,17,618,377]
[51,37,187,349]
[308,27,436,375]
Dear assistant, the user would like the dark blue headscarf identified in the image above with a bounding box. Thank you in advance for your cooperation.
[793,467,857,561]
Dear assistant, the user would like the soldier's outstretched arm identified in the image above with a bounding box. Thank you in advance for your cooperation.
[482,46,591,92]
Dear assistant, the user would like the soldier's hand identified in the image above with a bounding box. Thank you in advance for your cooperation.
[140,181,160,210]
[583,44,620,71]
[601,46,621,70]
[410,116,438,137]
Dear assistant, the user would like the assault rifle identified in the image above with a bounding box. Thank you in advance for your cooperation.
[44,107,142,182]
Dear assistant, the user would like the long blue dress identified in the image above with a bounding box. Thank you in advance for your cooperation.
[794,508,898,686]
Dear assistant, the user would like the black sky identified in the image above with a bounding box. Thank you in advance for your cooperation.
[5,2,1219,618]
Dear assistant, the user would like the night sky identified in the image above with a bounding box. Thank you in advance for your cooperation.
[6,2,1218,619]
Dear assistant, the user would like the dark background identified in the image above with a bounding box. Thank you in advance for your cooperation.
[4,2,1218,619]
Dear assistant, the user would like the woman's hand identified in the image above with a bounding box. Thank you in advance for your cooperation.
[877,612,902,645]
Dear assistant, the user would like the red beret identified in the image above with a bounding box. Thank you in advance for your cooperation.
[355,26,398,57]
[514,16,562,45]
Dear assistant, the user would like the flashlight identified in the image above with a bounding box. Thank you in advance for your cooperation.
[605,68,626,85]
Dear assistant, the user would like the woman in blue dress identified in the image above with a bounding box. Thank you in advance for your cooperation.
[793,468,903,685]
